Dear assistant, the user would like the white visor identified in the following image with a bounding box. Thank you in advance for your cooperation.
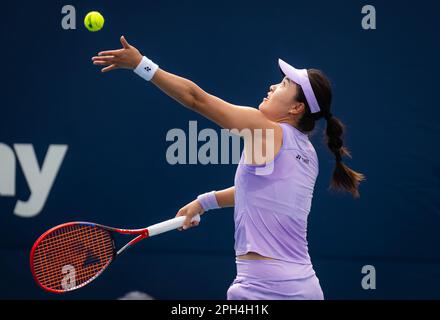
[278,58,321,113]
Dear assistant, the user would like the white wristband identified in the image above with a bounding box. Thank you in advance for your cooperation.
[133,56,159,81]
[197,191,220,212]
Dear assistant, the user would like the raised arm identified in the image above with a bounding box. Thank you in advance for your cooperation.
[150,69,274,132]
[92,36,278,133]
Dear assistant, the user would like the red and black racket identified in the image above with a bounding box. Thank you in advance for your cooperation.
[30,214,200,293]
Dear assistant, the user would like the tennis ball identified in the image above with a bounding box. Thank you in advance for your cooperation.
[84,11,105,32]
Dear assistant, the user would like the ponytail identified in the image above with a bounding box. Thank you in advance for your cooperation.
[295,69,366,198]
[324,115,365,198]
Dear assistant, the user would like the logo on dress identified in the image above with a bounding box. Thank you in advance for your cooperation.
[296,154,309,164]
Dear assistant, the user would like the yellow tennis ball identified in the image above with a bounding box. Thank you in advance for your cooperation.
[84,11,105,32]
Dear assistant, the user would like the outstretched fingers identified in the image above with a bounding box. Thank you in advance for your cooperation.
[92,55,116,61]
[120,36,131,49]
[101,64,119,73]
[92,55,118,71]
[97,49,122,56]
[93,60,112,66]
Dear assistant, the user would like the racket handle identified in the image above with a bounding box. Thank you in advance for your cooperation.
[147,214,201,237]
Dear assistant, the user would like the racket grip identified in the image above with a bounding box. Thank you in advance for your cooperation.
[147,214,201,237]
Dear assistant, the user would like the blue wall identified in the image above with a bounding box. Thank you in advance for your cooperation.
[1,0,439,299]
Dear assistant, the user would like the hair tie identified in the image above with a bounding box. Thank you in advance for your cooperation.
[335,153,342,162]
[324,112,333,121]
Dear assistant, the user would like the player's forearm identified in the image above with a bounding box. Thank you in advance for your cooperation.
[91,38,205,111]
[151,68,204,111]
[215,187,235,208]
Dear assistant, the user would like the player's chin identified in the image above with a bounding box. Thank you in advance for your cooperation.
[258,99,267,110]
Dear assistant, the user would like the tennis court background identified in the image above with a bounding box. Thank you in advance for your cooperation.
[1,0,439,299]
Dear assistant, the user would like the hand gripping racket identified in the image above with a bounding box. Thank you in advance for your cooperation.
[30,214,200,293]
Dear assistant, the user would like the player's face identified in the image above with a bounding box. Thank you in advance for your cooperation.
[258,77,301,121]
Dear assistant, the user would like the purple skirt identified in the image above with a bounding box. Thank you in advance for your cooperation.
[227,258,324,300]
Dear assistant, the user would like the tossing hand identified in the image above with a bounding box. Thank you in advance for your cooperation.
[91,36,143,72]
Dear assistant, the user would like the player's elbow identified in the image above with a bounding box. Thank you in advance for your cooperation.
[190,84,210,112]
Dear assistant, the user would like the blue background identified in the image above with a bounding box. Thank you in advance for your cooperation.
[1,0,439,299]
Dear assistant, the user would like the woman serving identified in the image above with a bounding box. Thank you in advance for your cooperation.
[92,36,365,300]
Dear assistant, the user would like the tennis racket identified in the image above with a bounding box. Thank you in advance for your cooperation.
[30,214,200,293]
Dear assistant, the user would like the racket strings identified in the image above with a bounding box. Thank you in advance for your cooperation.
[32,224,114,291]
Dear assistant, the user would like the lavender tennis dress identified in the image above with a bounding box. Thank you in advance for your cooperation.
[226,123,324,300]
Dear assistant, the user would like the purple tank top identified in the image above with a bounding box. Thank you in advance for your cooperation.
[234,123,319,264]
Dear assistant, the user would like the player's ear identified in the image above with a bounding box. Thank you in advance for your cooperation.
[120,36,130,49]
[288,102,305,115]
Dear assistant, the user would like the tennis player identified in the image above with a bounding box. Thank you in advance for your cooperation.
[92,36,365,300]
